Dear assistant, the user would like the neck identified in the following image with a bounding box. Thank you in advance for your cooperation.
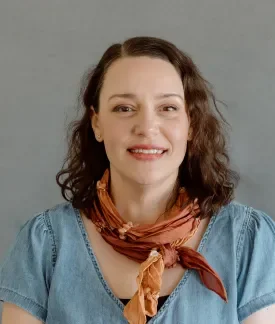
[109,167,179,225]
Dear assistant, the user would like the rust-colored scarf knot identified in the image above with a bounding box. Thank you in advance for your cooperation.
[90,169,228,324]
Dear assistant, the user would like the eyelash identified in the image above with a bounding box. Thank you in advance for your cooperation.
[113,106,134,112]
[113,105,179,112]
[162,106,178,112]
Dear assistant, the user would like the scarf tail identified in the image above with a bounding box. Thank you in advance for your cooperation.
[178,247,228,302]
[123,252,164,324]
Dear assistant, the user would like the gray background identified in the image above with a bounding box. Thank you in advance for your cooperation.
[0,0,274,320]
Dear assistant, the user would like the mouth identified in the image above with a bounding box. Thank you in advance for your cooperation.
[128,148,166,154]
[127,147,168,161]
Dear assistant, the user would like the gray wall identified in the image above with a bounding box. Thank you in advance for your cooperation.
[0,0,274,319]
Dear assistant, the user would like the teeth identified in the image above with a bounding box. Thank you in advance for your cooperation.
[130,149,164,154]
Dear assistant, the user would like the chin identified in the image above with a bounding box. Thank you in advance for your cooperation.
[127,168,172,187]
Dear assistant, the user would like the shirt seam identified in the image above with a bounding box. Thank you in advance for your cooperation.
[237,290,275,314]
[42,210,57,270]
[0,286,47,312]
[236,205,251,275]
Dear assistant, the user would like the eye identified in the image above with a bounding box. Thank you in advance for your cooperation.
[113,105,134,113]
[160,106,179,112]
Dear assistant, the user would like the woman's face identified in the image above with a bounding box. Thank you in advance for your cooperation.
[92,56,191,186]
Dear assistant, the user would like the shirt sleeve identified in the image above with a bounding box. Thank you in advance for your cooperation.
[237,206,275,322]
[0,211,54,323]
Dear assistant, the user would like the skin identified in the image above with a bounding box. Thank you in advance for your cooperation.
[92,56,191,224]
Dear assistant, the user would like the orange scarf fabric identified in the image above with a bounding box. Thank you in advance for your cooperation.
[89,169,227,324]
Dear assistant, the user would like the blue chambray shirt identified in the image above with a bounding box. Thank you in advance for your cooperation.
[1,200,275,323]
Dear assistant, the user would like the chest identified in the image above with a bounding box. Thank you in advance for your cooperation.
[80,211,210,299]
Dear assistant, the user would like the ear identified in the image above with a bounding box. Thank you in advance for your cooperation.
[90,106,103,142]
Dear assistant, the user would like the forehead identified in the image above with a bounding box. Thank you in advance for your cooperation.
[100,56,184,98]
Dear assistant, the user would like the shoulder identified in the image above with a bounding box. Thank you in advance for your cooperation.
[220,200,275,257]
[221,201,275,321]
[215,199,250,223]
[232,201,275,274]
[0,202,76,269]
[27,202,81,255]
[13,201,79,262]
[1,201,80,277]
[0,204,78,320]
[211,200,275,275]
[26,201,78,233]
[214,200,274,243]
[211,201,275,321]
[41,201,76,220]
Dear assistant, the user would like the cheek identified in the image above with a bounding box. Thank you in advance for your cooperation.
[102,117,120,140]
[167,120,189,145]
[102,121,128,156]
[102,137,119,164]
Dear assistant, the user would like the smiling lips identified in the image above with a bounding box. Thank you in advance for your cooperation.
[127,145,167,161]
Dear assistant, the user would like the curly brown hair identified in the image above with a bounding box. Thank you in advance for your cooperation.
[56,36,240,220]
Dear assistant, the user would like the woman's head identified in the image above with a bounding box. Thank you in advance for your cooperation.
[56,36,240,218]
[91,56,190,187]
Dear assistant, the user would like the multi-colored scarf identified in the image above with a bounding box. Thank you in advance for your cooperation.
[89,169,227,324]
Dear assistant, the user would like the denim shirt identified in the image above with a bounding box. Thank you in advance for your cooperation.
[1,200,275,324]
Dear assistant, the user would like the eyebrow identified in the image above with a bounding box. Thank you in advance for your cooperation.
[108,93,184,102]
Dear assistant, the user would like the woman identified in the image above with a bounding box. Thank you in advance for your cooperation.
[1,36,275,324]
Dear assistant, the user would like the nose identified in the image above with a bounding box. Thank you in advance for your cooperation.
[132,109,159,137]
